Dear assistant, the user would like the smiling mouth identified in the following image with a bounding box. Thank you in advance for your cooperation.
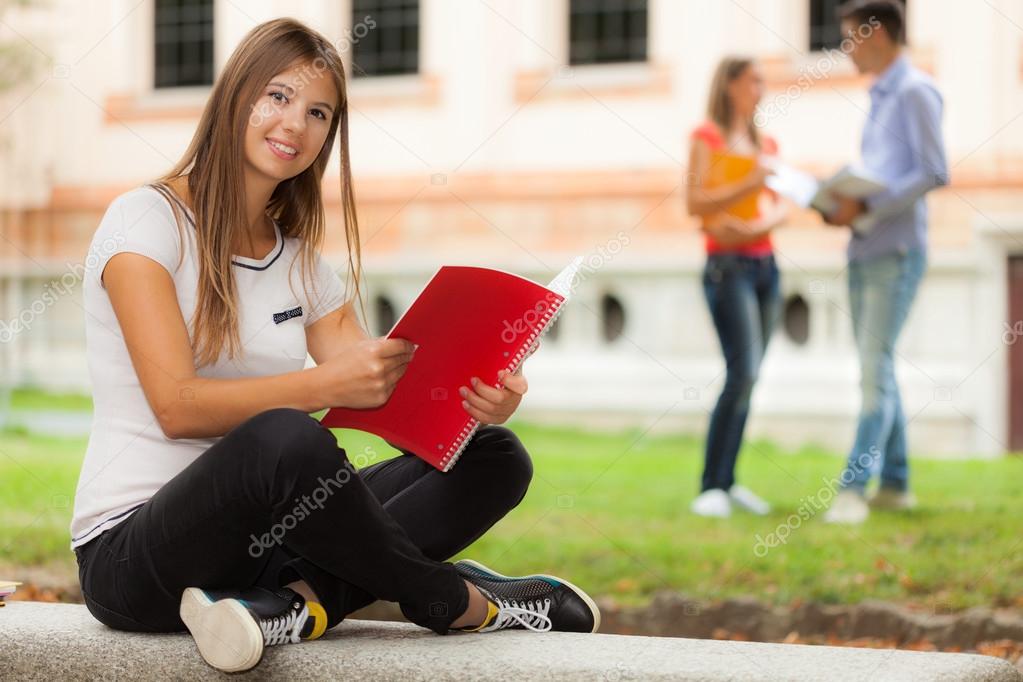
[266,138,299,159]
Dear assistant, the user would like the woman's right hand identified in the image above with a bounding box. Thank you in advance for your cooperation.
[316,337,416,409]
[704,214,751,247]
[704,213,772,247]
[744,161,774,193]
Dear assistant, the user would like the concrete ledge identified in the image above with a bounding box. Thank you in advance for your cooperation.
[1,602,1020,681]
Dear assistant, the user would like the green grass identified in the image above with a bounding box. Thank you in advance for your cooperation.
[0,430,86,565]
[2,420,1021,611]
[7,387,94,412]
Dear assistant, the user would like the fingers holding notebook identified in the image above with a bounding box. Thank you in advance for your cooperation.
[316,337,415,409]
[378,337,416,358]
[497,369,528,394]
[459,372,526,425]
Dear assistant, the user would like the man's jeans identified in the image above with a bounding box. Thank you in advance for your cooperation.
[840,249,926,492]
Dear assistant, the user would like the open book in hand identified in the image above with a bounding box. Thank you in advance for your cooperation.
[766,163,886,231]
[320,257,583,472]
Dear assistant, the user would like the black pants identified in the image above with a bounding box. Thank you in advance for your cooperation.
[74,408,533,635]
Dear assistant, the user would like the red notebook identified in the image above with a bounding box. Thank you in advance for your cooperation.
[320,259,581,472]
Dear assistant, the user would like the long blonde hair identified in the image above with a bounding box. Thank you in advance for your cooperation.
[155,18,362,368]
[706,56,761,150]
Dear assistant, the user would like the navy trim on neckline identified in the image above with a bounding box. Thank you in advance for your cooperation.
[231,236,284,271]
[147,183,285,272]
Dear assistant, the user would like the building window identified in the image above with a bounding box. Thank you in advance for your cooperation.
[783,294,810,346]
[810,0,906,52]
[373,294,397,336]
[352,0,419,77]
[809,0,843,52]
[154,0,214,88]
[600,293,626,343]
[569,0,648,66]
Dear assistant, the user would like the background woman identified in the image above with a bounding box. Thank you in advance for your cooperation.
[685,56,788,518]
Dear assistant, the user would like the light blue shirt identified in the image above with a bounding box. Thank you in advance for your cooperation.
[850,55,948,262]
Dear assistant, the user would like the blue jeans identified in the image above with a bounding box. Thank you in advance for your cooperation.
[701,253,780,492]
[840,249,926,492]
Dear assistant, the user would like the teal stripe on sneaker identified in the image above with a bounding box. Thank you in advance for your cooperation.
[470,567,561,587]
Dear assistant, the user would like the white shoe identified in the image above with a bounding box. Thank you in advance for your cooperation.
[691,489,732,518]
[868,488,917,510]
[824,490,869,525]
[179,586,315,672]
[728,485,771,515]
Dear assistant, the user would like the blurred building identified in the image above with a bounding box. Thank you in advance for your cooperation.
[1,0,1021,456]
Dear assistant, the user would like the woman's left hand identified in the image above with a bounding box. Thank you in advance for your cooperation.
[753,196,790,233]
[459,367,528,425]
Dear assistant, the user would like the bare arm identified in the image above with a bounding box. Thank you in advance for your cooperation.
[306,299,370,364]
[103,254,412,440]
[685,137,767,217]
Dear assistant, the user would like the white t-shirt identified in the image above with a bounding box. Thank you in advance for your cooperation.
[70,185,349,549]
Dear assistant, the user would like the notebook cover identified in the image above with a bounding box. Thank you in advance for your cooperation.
[707,151,760,220]
[319,266,565,471]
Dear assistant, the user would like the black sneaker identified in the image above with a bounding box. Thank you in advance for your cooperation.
[179,586,324,672]
[454,559,600,633]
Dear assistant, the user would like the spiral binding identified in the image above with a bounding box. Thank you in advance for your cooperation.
[438,295,567,472]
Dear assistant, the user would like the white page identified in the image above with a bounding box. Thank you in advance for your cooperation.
[765,163,820,208]
[811,165,887,215]
[547,255,584,300]
[823,165,886,198]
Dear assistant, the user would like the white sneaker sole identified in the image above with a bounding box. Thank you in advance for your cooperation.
[690,503,731,518]
[179,587,264,673]
[458,559,601,633]
[729,498,771,516]
[732,505,770,516]
[823,509,869,525]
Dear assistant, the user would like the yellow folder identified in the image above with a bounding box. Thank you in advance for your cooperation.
[706,151,760,220]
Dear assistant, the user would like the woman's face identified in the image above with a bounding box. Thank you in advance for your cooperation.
[727,64,765,119]
[244,61,339,183]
